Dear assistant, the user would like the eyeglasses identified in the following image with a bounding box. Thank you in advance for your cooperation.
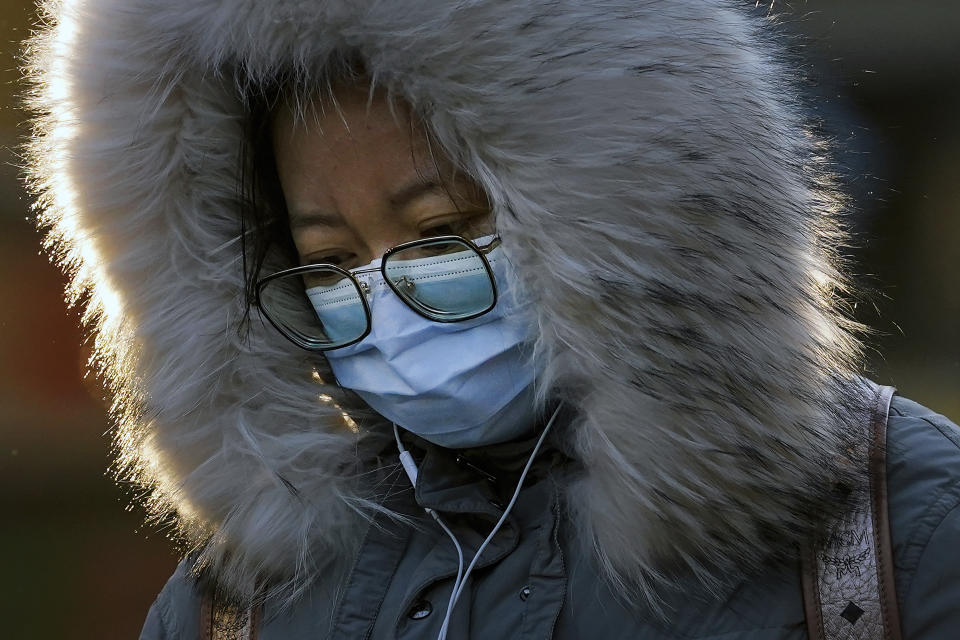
[256,235,501,351]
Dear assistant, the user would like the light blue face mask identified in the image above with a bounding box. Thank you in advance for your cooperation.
[315,241,539,448]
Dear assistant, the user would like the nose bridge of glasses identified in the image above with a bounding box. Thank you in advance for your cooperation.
[347,265,382,296]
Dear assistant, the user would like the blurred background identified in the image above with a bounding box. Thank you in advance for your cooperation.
[0,1,957,637]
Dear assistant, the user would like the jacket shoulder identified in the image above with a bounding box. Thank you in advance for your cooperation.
[139,557,203,640]
[886,394,960,638]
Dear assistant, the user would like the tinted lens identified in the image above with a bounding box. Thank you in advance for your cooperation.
[383,238,495,321]
[259,268,368,349]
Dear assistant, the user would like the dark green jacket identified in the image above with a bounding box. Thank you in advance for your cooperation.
[141,394,960,639]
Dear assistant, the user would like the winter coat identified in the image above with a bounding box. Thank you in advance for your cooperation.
[139,394,960,639]
[22,0,960,638]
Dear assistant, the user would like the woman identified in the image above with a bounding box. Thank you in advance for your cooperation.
[24,0,960,638]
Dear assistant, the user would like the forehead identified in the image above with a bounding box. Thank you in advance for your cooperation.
[270,84,480,214]
[271,85,430,170]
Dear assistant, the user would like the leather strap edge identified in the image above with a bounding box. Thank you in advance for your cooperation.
[801,542,827,640]
[249,604,261,640]
[200,593,213,640]
[868,384,902,640]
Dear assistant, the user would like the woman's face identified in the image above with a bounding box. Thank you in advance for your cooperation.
[272,85,491,269]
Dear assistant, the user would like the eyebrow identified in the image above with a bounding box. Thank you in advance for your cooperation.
[388,178,448,210]
[288,178,450,231]
[288,210,345,231]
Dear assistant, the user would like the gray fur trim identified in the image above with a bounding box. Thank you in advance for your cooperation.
[23,0,869,608]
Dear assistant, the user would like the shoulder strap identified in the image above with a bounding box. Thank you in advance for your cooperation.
[200,592,261,640]
[801,384,901,640]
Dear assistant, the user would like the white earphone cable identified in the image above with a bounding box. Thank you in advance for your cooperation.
[431,511,464,638]
[394,424,466,638]
[394,404,563,640]
[436,403,562,639]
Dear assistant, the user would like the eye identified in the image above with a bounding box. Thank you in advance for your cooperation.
[419,209,493,240]
[420,222,458,237]
[303,252,357,269]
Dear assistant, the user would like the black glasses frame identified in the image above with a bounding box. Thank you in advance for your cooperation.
[255,234,500,352]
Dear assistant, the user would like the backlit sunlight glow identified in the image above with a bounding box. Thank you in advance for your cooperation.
[39,8,127,355]
[34,5,142,524]
[341,411,359,433]
[810,267,833,291]
[794,251,849,358]
[133,433,207,533]
[45,8,76,105]
[314,375,360,432]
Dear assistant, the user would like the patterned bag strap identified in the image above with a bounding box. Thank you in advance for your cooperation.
[200,592,261,640]
[801,384,902,640]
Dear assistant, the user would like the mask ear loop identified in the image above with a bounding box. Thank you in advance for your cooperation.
[394,402,564,640]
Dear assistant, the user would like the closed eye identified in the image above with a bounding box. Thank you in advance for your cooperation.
[418,209,493,239]
[303,253,357,268]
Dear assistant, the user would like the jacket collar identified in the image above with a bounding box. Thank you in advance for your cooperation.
[404,424,569,516]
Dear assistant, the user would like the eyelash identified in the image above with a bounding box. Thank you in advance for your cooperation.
[420,221,458,237]
[302,210,492,265]
[418,209,491,238]
[305,252,354,267]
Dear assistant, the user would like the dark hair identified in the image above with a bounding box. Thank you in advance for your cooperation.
[236,61,489,334]
[238,79,295,329]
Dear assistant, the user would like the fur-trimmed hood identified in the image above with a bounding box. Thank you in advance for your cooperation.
[24,0,870,607]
